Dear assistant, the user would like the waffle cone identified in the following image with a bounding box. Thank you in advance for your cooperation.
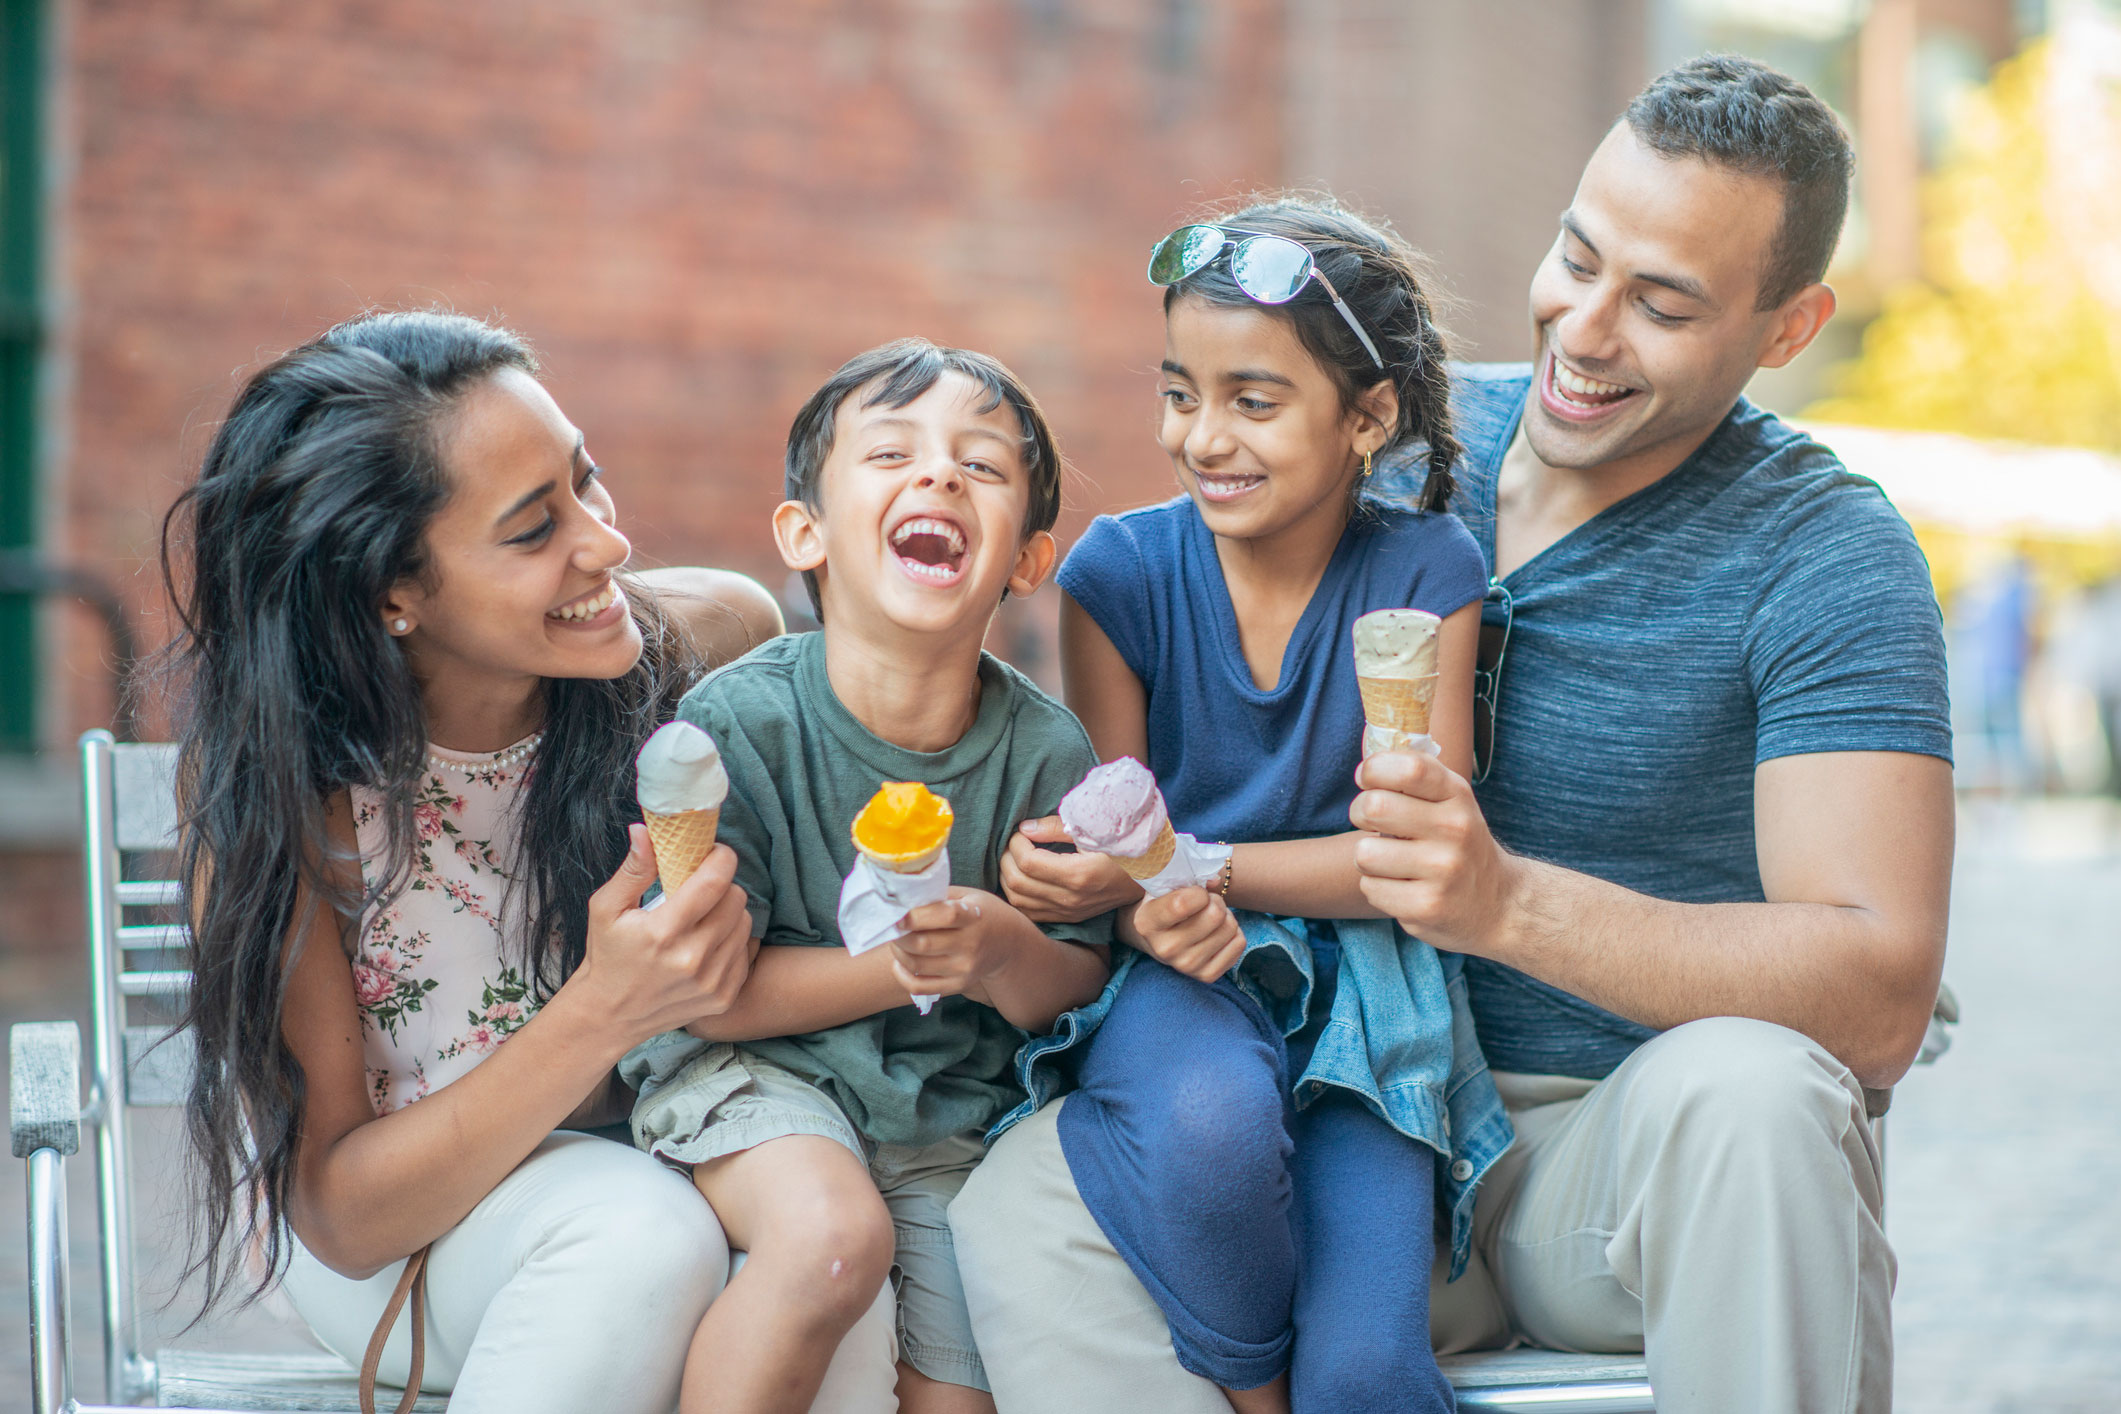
[1116,822,1178,880]
[1358,673,1439,736]
[853,836,947,875]
[644,807,720,893]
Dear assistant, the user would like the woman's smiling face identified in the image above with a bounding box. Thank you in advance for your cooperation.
[386,366,643,690]
[1156,295,1392,542]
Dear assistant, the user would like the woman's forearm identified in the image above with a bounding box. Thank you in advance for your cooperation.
[287,985,631,1276]
[1225,833,1385,919]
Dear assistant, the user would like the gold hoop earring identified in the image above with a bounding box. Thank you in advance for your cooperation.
[1360,450,1374,481]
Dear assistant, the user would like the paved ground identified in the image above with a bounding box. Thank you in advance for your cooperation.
[5,799,2119,1411]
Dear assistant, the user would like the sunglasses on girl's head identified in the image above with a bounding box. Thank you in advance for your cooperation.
[1147,224,1386,372]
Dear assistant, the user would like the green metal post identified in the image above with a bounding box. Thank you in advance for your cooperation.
[0,0,45,751]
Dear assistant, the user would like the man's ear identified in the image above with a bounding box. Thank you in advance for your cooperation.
[1758,282,1837,370]
[1007,529,1058,599]
[771,500,827,572]
[1350,379,1401,459]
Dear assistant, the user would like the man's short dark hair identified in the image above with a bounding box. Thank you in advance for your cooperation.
[783,337,1064,621]
[1624,54,1854,310]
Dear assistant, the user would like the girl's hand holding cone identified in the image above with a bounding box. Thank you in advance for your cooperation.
[1123,886,1245,983]
[1001,816,1149,923]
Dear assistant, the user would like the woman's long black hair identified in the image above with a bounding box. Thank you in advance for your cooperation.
[160,310,695,1309]
[1164,194,1462,512]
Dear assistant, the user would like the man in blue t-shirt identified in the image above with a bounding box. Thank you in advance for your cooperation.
[1349,56,1951,1411]
[946,56,1949,1414]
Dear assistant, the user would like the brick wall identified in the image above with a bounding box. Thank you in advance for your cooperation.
[46,0,1287,740]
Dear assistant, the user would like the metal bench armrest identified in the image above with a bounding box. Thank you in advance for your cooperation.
[11,1021,83,1159]
[15,1022,83,1414]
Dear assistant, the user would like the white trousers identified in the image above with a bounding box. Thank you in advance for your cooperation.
[950,1017,1892,1414]
[282,1130,900,1414]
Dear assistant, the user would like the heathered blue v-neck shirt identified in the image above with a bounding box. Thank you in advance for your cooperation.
[1373,364,1953,1079]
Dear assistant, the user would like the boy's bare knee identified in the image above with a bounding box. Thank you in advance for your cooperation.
[758,1184,897,1326]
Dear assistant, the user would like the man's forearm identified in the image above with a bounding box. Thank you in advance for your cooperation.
[1351,750,1954,1092]
[1485,857,1942,1088]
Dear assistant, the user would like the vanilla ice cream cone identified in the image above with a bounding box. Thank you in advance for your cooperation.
[1353,609,1443,745]
[1115,821,1178,879]
[1357,672,1440,736]
[644,806,720,893]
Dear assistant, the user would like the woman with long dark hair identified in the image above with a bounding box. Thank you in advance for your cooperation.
[162,309,879,1410]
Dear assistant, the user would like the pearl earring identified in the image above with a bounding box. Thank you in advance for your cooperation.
[391,618,409,634]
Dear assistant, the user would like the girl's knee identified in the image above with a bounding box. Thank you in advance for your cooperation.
[1146,1057,1289,1179]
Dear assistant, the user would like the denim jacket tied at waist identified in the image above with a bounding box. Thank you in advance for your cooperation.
[1001,912,1513,1282]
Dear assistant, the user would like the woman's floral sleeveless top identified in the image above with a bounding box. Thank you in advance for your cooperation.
[348,737,541,1116]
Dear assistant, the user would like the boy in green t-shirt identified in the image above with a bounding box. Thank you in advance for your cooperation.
[622,339,1112,1414]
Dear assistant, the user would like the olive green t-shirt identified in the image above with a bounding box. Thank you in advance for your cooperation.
[680,630,1110,1147]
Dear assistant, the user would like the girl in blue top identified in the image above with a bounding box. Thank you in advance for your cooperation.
[1002,197,1485,1413]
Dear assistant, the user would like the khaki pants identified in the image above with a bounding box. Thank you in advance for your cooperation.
[949,1017,1892,1414]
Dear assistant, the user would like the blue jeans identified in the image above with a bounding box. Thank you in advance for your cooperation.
[1057,959,1454,1413]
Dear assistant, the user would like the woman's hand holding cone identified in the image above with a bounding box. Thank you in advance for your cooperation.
[574,824,760,1044]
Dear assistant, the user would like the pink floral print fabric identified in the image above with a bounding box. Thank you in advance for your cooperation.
[349,738,540,1115]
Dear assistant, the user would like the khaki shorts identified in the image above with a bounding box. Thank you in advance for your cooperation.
[629,1038,990,1392]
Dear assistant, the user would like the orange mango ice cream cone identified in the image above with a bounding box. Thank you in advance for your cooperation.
[851,782,954,874]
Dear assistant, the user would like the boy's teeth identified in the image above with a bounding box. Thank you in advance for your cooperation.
[1554,362,1630,398]
[892,517,965,552]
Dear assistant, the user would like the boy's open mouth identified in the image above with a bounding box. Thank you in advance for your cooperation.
[888,515,969,586]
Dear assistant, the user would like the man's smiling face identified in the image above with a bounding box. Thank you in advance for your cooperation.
[1524,122,1794,478]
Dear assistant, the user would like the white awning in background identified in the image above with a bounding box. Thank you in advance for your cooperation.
[1800,423,2121,540]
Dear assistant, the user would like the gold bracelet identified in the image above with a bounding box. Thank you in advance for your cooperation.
[1216,849,1235,899]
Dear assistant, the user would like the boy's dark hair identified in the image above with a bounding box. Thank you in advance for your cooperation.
[784,337,1063,621]
[1164,194,1460,514]
[1624,54,1854,311]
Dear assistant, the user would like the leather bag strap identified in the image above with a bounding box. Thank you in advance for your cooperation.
[359,1243,430,1414]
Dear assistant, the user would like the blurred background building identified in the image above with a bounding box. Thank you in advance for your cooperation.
[4,0,2120,941]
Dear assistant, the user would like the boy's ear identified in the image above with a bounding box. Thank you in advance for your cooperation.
[1351,380,1400,459]
[1007,529,1058,599]
[771,500,827,572]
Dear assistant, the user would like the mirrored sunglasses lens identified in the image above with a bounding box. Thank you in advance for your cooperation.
[1148,225,1228,285]
[1229,236,1313,304]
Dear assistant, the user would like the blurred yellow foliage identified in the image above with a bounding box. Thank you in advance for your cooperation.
[1810,39,2121,451]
